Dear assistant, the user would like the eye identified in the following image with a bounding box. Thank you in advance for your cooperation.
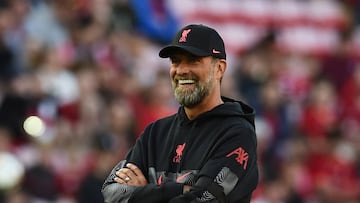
[188,56,201,64]
[170,57,180,65]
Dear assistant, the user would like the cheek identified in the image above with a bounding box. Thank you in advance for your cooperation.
[170,68,176,79]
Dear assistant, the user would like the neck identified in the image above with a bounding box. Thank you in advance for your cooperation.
[184,95,223,120]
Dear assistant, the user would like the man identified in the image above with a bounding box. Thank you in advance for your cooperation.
[102,24,258,203]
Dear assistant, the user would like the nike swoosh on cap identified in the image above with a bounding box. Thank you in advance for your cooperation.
[176,171,192,183]
[212,49,221,54]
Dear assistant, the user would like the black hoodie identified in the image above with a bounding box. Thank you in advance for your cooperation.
[102,97,258,203]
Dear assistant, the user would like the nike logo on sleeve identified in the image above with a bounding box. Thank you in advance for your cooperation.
[176,171,192,183]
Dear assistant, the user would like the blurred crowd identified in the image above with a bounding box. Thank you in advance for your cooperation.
[0,0,359,203]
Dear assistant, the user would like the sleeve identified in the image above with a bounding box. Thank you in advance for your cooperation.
[101,126,185,203]
[169,125,259,203]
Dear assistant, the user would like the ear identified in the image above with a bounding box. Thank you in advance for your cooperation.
[216,59,227,80]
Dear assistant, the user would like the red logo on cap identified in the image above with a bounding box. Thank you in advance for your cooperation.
[179,29,191,42]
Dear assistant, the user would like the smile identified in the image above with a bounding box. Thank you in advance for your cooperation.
[178,79,195,85]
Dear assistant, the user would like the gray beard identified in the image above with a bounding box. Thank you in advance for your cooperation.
[172,77,214,108]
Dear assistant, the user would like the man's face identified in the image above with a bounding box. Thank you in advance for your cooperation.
[169,52,217,108]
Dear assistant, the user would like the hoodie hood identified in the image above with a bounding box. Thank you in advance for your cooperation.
[178,96,255,128]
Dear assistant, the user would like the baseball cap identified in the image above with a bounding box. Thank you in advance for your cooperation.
[159,24,226,59]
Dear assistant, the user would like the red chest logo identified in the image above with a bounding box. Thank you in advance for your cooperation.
[179,29,191,42]
[173,143,186,163]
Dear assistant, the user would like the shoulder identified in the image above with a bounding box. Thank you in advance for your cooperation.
[141,113,178,134]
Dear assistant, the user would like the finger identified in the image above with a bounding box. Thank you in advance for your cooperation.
[114,176,126,184]
[126,163,143,177]
[119,167,136,178]
[126,163,147,184]
[116,170,132,183]
[116,170,128,179]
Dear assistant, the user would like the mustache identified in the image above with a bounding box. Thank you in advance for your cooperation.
[173,74,199,81]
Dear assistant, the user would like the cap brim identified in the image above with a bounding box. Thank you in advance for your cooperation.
[159,45,209,58]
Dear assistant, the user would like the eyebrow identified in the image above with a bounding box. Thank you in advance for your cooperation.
[170,54,204,62]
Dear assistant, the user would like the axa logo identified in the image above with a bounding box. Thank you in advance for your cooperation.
[226,147,249,170]
[173,143,186,163]
[179,29,191,42]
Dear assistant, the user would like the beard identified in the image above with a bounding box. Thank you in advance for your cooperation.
[172,72,215,108]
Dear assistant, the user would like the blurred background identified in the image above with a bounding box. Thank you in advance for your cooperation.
[0,0,359,202]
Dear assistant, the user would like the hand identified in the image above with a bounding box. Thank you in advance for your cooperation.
[114,163,148,186]
[183,185,191,193]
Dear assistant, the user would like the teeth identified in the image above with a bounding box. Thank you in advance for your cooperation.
[178,79,195,84]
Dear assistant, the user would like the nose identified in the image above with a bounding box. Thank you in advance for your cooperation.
[175,62,190,75]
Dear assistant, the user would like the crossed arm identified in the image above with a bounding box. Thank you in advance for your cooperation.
[114,163,191,193]
[102,125,258,202]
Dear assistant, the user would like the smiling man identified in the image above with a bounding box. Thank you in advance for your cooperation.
[102,24,259,203]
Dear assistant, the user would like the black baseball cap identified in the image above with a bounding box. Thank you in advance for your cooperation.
[159,24,226,59]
